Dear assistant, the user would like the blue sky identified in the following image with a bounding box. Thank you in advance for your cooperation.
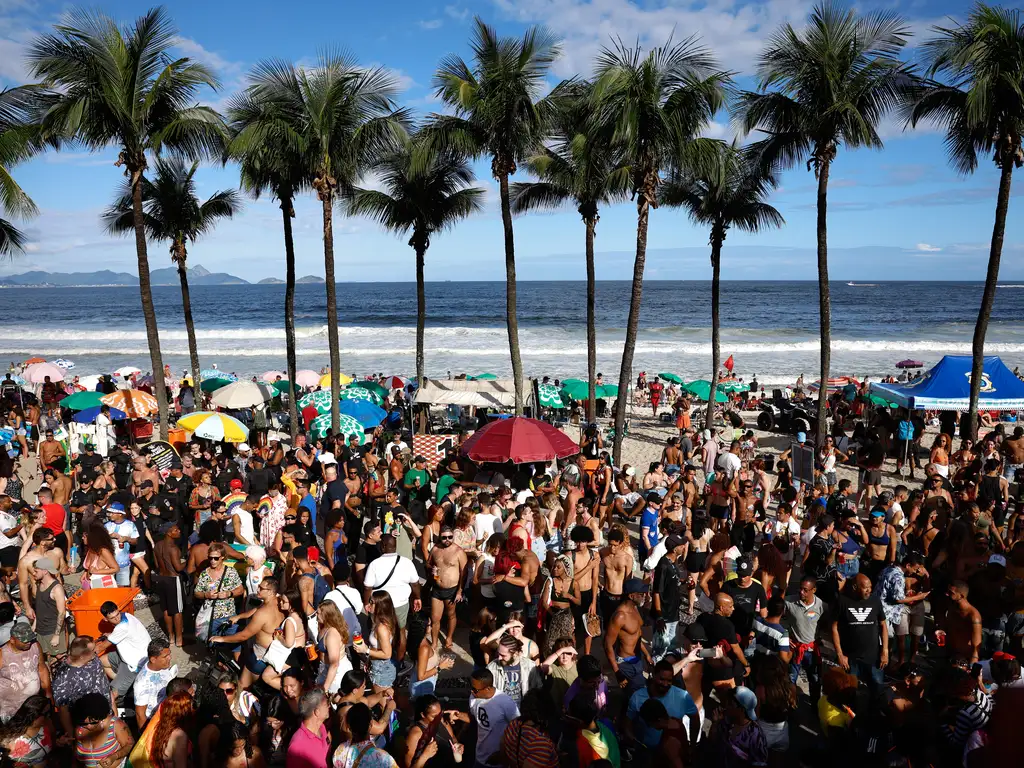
[2,0,1022,281]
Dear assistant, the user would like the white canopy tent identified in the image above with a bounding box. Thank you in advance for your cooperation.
[414,379,535,409]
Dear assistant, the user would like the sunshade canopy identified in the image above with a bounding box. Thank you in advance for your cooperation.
[415,379,534,409]
[870,355,1024,411]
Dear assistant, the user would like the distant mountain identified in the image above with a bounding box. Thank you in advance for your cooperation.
[258,277,285,284]
[0,264,248,286]
[296,275,325,284]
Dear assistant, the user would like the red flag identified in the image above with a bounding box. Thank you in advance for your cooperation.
[724,355,735,372]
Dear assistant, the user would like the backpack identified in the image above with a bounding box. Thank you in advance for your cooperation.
[303,570,330,609]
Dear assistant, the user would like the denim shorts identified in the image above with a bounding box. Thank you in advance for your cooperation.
[370,658,397,688]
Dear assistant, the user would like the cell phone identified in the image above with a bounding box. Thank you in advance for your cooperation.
[697,648,719,659]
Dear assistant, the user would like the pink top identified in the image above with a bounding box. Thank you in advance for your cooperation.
[286,723,329,768]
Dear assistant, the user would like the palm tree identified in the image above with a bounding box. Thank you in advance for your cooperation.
[902,3,1024,439]
[0,88,42,257]
[227,84,312,443]
[102,157,241,398]
[510,80,629,422]
[345,132,484,390]
[431,17,561,414]
[28,7,225,438]
[241,56,409,433]
[736,1,914,446]
[661,142,784,427]
[592,38,728,464]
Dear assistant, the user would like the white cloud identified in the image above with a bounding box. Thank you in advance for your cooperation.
[418,19,443,30]
[445,5,469,21]
[173,36,244,81]
[915,243,942,252]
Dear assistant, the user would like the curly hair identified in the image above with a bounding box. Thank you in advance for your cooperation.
[151,691,195,766]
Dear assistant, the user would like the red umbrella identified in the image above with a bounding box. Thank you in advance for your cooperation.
[460,416,580,464]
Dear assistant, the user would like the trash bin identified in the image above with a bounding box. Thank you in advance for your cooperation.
[67,586,140,639]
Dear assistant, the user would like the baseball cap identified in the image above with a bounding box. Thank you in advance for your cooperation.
[107,502,125,515]
[34,558,58,574]
[796,432,807,443]
[623,578,649,595]
[11,623,36,643]
[671,492,684,501]
[413,455,427,463]
[989,554,1007,568]
[733,686,758,721]
[645,491,662,504]
[229,479,243,490]
[159,521,178,535]
[139,480,153,489]
[237,443,250,452]
[666,534,687,551]
[870,509,886,518]
[735,556,753,577]
[625,467,636,477]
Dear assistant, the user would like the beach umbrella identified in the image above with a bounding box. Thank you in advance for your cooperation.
[261,370,286,382]
[61,391,105,411]
[537,383,567,409]
[295,370,321,388]
[210,380,274,409]
[200,378,231,394]
[72,405,128,424]
[23,357,45,365]
[339,399,388,427]
[309,412,367,443]
[319,372,353,388]
[101,389,159,418]
[113,366,142,378]
[339,387,383,405]
[895,359,924,369]
[350,380,388,399]
[200,368,236,382]
[177,411,250,443]
[468,373,497,381]
[719,381,749,393]
[53,358,75,370]
[297,390,333,413]
[683,380,728,403]
[560,380,618,401]
[23,362,65,383]
[561,378,585,387]
[807,377,858,393]
[0,428,13,446]
[75,374,101,390]
[271,379,296,395]
[866,393,900,409]
[461,416,580,464]
[382,375,407,390]
[657,372,685,385]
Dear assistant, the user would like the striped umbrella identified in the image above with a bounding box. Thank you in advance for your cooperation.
[537,383,567,409]
[177,411,250,443]
[382,375,407,390]
[200,369,236,382]
[101,389,159,418]
[340,387,383,405]
[309,413,366,443]
[297,390,333,413]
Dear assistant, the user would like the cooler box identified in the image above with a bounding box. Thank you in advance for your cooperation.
[130,419,153,439]
[67,587,140,639]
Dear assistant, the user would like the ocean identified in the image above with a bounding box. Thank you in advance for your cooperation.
[4,280,1024,385]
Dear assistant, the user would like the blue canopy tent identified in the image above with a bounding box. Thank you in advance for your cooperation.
[869,355,1024,411]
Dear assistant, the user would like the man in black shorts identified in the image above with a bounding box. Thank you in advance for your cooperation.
[427,526,467,648]
[152,522,184,646]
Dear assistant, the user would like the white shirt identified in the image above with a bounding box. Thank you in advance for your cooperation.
[0,511,21,549]
[388,441,409,455]
[772,518,801,539]
[473,512,502,543]
[643,539,668,571]
[478,554,496,599]
[107,613,151,671]
[105,519,138,569]
[232,509,255,544]
[362,553,419,608]
[132,662,178,716]
[470,693,519,765]
[718,452,741,478]
[323,585,364,641]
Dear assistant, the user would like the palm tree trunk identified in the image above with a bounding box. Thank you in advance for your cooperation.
[322,194,341,433]
[415,242,426,389]
[706,233,722,430]
[498,173,525,414]
[968,162,1014,439]
[131,168,169,440]
[613,197,649,465]
[282,197,299,443]
[585,216,597,423]
[815,160,832,448]
[175,243,201,409]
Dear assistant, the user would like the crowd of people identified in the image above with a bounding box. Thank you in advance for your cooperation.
[0,371,1023,768]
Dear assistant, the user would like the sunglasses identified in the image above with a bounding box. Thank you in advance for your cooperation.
[208,556,223,562]
[440,536,454,541]
[221,686,236,694]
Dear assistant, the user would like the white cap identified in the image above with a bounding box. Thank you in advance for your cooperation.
[989,554,1007,567]
[625,466,636,477]
[237,442,250,452]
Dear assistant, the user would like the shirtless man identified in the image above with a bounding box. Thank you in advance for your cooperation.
[427,525,467,648]
[941,580,982,664]
[131,455,161,493]
[600,525,634,620]
[669,464,701,517]
[38,430,65,471]
[604,578,652,694]
[571,526,599,653]
[152,522,185,646]
[210,577,284,689]
[44,468,72,507]
[1001,426,1024,481]
[18,528,67,622]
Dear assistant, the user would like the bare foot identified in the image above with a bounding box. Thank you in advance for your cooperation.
[443,639,454,650]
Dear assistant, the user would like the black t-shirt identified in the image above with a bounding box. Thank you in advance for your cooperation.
[722,579,767,636]
[834,593,883,665]
[697,611,739,648]
[355,542,381,570]
[70,488,99,510]
[246,467,273,496]
[76,452,103,476]
[804,534,835,580]
[653,557,683,618]
[321,479,348,520]
[109,450,132,488]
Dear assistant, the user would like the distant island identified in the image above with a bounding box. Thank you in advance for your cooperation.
[257,277,285,284]
[0,264,250,287]
[297,275,326,284]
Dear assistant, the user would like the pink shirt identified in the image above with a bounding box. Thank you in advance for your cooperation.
[286,722,329,768]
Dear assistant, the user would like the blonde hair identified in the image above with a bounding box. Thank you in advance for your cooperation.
[317,601,350,644]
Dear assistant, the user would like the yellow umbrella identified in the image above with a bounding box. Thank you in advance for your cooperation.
[100,389,159,418]
[319,372,353,387]
[177,411,250,443]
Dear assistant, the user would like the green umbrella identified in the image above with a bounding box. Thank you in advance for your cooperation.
[200,378,230,394]
[61,391,104,411]
[350,380,389,399]
[271,379,295,395]
[537,383,567,409]
[560,381,619,401]
[720,381,749,393]
[468,373,497,381]
[309,412,367,443]
[297,390,333,414]
[340,387,383,406]
[657,372,685,385]
[683,380,728,403]
[866,393,899,409]
[561,378,585,388]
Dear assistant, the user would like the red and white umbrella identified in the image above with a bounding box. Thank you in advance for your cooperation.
[382,375,407,390]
